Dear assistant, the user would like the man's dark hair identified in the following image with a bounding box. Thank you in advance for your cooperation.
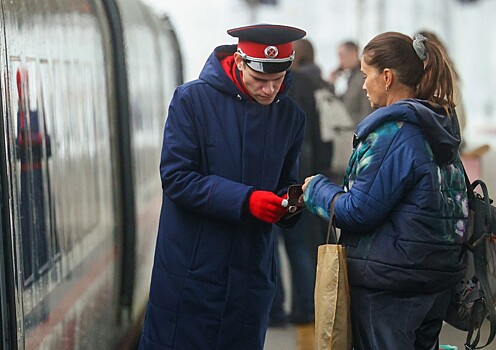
[293,39,315,68]
[341,41,359,52]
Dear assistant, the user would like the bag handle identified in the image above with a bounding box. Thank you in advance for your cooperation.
[326,193,344,244]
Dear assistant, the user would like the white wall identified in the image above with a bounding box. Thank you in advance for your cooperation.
[144,0,495,119]
[143,0,496,191]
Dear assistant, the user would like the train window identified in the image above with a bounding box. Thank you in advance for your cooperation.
[39,61,61,267]
[51,59,75,263]
[11,62,52,286]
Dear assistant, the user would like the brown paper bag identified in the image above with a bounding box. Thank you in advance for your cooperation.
[315,195,352,350]
[314,243,352,350]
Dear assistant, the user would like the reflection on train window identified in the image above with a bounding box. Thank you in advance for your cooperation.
[39,61,61,267]
[10,57,113,307]
[129,31,163,207]
[13,63,55,286]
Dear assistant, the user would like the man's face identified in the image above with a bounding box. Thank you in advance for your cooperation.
[338,45,358,70]
[235,54,286,105]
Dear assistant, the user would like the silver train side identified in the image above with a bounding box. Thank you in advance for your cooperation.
[0,1,183,349]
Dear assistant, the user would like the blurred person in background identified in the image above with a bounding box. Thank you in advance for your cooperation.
[138,24,307,350]
[269,38,329,327]
[329,40,373,127]
[303,32,467,349]
[16,68,52,283]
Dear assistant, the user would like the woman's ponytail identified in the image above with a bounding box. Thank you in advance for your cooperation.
[415,35,455,109]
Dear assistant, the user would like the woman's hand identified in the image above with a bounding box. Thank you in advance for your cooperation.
[299,175,316,205]
[300,174,344,221]
[302,175,316,193]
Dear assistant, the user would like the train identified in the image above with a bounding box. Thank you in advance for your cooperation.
[0,0,183,348]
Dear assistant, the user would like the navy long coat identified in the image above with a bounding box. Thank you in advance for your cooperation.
[139,45,305,349]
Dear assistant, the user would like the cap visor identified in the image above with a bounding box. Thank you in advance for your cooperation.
[246,60,292,73]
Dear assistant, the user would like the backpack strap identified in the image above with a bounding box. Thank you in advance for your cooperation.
[463,169,496,349]
[463,167,476,204]
[467,237,496,349]
[465,298,486,349]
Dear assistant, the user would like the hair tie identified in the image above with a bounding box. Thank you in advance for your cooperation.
[413,34,428,61]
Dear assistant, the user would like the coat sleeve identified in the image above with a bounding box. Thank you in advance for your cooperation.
[335,122,417,232]
[160,89,253,223]
[276,113,306,227]
[276,113,305,194]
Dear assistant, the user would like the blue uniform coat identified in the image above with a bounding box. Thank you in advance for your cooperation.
[139,45,305,349]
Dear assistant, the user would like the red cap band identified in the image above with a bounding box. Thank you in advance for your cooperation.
[238,40,293,61]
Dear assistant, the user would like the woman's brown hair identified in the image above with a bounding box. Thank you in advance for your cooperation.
[362,31,455,109]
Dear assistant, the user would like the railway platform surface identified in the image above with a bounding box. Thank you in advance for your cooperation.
[265,316,490,349]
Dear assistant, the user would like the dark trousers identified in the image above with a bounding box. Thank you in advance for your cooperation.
[351,286,452,350]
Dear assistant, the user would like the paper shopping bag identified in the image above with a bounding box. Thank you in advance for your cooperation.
[314,195,352,350]
[314,243,352,350]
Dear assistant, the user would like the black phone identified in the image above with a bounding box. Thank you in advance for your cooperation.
[286,184,305,216]
[287,184,304,206]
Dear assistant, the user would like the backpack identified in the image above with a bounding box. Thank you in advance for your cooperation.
[444,170,496,349]
[314,87,354,173]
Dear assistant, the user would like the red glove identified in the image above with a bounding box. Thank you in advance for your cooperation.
[249,191,288,223]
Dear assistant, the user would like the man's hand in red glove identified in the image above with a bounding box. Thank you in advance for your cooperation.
[248,190,288,223]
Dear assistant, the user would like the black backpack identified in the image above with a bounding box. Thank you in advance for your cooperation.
[444,170,496,349]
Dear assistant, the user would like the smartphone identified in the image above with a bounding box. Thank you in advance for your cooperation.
[287,184,303,206]
[287,184,305,215]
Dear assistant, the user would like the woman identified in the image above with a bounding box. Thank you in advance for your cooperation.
[302,32,468,349]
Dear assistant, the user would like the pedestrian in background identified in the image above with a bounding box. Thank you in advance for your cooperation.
[138,24,306,349]
[327,40,373,180]
[269,38,329,327]
[303,32,467,349]
[329,40,373,127]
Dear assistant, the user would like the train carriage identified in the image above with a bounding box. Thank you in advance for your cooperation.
[0,1,182,349]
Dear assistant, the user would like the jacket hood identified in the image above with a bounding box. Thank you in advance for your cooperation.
[356,98,461,164]
[198,44,293,101]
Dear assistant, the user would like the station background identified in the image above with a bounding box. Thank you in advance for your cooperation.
[141,1,495,348]
[143,0,496,191]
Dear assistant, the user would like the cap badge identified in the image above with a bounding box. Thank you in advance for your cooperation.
[264,46,279,59]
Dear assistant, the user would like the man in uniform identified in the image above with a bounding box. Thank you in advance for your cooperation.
[139,24,306,349]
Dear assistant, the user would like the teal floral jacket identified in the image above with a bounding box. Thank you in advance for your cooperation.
[305,99,467,293]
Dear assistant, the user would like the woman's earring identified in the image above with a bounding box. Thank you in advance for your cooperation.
[386,85,390,91]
